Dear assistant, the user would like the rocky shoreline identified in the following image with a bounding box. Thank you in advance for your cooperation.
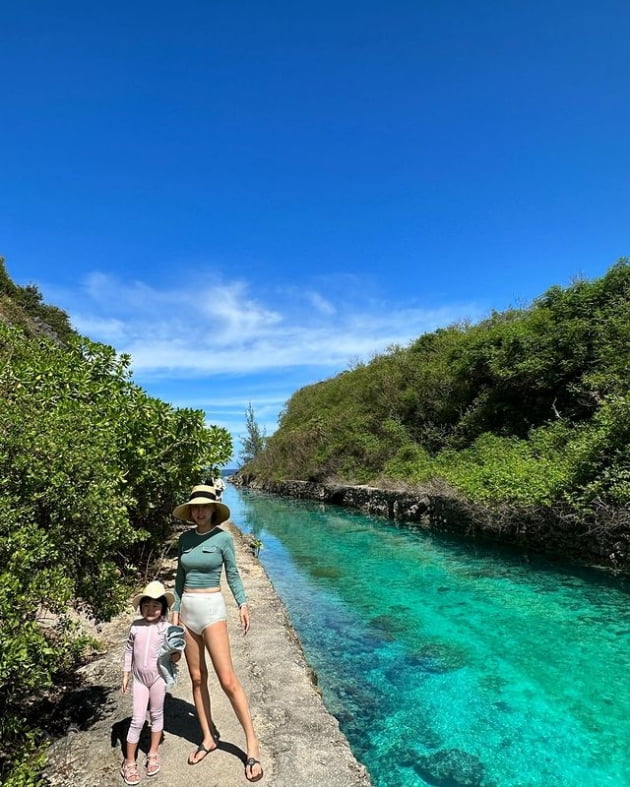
[230,476,630,575]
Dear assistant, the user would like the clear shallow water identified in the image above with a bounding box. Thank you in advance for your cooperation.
[224,486,630,787]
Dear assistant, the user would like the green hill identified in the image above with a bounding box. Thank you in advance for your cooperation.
[241,259,630,569]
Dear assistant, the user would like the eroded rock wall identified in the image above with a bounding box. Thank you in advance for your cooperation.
[230,476,629,574]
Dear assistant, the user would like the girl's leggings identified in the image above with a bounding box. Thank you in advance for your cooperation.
[127,676,167,743]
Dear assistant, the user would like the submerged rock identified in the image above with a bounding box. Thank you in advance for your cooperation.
[408,641,469,673]
[413,747,486,786]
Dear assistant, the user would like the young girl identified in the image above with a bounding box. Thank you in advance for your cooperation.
[171,484,264,782]
[120,581,182,785]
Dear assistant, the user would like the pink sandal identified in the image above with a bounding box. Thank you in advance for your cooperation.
[120,760,140,786]
[146,753,161,776]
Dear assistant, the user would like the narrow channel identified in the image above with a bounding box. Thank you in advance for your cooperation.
[225,485,630,787]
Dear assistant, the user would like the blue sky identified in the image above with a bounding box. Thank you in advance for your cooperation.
[2,1,629,461]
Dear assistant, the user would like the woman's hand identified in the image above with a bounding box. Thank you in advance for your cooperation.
[239,604,250,635]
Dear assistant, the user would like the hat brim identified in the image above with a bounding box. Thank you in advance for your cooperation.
[172,499,231,525]
[132,590,175,609]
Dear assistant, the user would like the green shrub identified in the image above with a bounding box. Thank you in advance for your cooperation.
[0,318,232,784]
[434,432,570,505]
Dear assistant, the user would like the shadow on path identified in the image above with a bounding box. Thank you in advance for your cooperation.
[109,694,247,768]
[164,694,248,765]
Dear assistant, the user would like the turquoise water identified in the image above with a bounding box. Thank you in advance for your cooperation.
[224,486,630,787]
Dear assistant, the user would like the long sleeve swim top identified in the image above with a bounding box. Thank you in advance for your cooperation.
[173,526,247,611]
[122,618,168,676]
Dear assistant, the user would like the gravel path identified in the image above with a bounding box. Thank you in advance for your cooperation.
[44,522,372,787]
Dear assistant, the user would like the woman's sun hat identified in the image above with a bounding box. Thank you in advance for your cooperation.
[172,484,231,525]
[131,580,175,610]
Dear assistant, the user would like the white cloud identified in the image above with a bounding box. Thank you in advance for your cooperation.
[59,271,483,376]
[71,315,128,342]
[306,291,336,316]
[46,270,484,452]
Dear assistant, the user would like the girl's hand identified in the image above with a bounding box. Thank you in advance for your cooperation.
[170,652,181,663]
[239,604,250,635]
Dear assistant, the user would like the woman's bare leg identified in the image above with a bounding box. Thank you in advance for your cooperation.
[183,626,218,763]
[203,620,262,778]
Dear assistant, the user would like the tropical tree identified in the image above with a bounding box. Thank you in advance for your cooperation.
[239,403,267,465]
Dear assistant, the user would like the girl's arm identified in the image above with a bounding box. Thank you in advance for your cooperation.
[121,625,135,692]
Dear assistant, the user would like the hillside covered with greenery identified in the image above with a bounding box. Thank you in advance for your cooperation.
[0,258,231,786]
[242,260,630,567]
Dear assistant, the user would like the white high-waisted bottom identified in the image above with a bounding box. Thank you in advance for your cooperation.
[180,591,227,635]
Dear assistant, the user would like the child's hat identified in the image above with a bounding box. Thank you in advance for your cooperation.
[131,580,175,610]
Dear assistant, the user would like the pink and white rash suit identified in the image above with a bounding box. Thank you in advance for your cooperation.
[122,618,169,743]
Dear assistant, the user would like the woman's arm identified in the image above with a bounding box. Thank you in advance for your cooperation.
[172,535,186,617]
[221,532,250,632]
[221,533,247,608]
[238,603,250,635]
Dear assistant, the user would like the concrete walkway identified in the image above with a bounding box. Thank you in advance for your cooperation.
[45,523,372,787]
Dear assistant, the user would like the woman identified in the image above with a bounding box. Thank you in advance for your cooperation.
[171,484,263,782]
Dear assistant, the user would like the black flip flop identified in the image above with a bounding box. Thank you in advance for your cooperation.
[188,742,215,765]
[245,756,264,782]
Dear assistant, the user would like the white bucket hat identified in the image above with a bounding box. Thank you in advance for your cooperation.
[172,484,231,525]
[131,580,175,610]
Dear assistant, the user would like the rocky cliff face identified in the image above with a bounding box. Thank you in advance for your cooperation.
[230,476,629,575]
[238,477,433,522]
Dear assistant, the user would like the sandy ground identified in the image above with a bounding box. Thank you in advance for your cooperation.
[44,523,372,787]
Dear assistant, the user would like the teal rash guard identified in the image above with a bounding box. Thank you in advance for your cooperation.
[173,526,247,611]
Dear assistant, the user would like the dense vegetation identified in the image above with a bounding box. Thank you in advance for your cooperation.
[243,260,630,565]
[3,257,629,782]
[0,259,231,786]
